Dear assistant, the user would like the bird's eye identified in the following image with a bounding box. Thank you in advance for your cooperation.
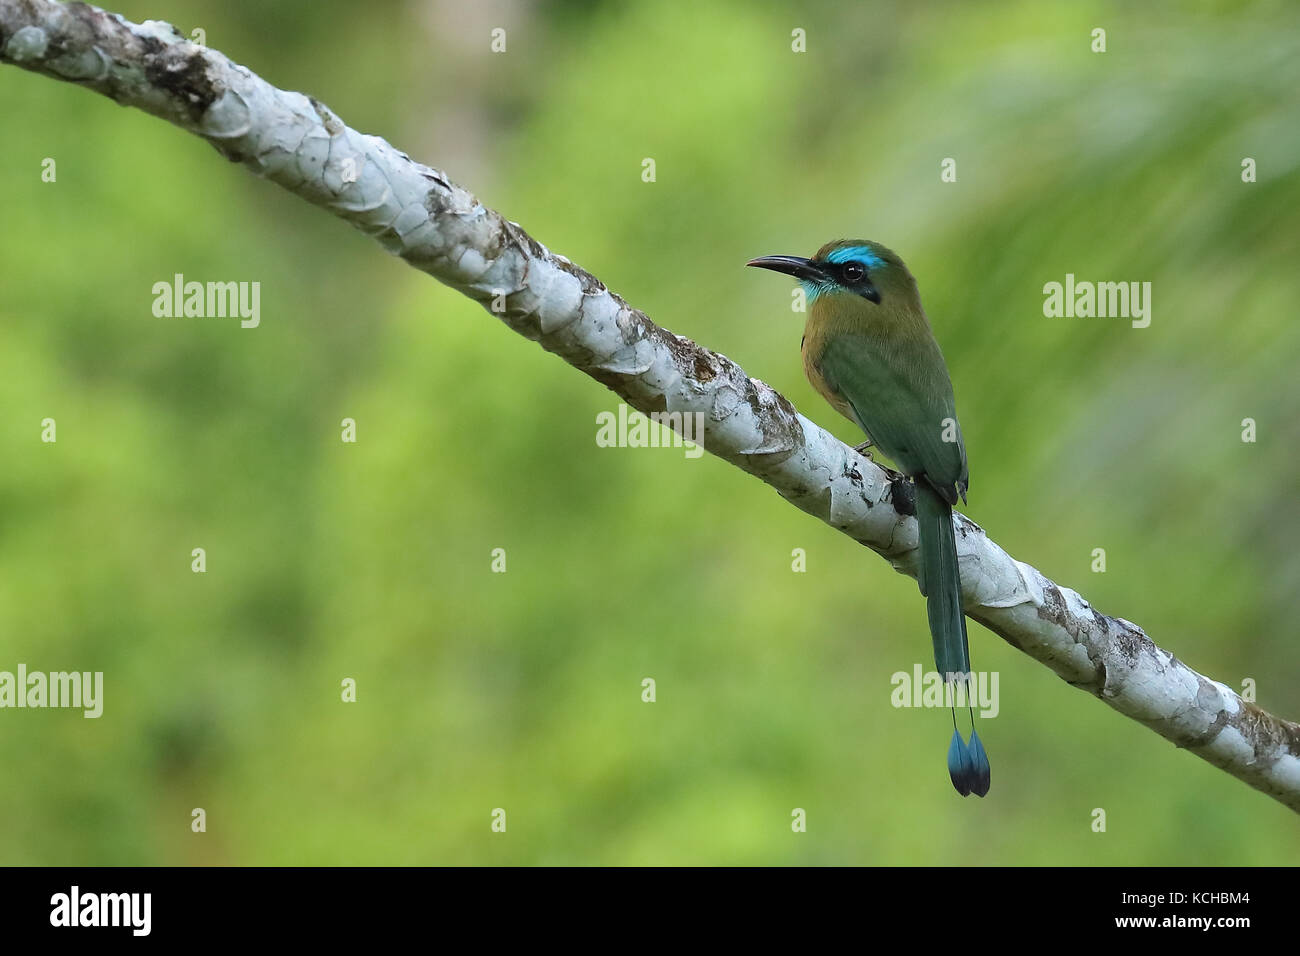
[842,262,866,283]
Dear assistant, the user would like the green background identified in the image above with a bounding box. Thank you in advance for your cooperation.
[2,0,1298,864]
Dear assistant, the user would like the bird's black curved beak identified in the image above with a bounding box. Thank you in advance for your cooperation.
[745,255,827,283]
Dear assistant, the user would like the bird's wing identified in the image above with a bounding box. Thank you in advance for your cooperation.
[817,331,968,505]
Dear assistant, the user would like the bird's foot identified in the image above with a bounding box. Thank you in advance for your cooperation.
[852,439,874,457]
[885,471,915,515]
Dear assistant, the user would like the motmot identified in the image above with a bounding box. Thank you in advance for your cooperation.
[747,239,991,798]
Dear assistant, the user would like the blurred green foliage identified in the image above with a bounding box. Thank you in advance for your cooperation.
[2,0,1298,864]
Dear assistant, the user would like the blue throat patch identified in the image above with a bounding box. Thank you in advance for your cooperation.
[799,277,837,303]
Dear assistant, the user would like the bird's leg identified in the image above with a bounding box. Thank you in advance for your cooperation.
[885,471,916,516]
[850,438,910,503]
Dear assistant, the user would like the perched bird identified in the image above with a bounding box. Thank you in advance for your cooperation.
[747,239,990,797]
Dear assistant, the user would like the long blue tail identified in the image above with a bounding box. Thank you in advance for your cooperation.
[916,482,990,798]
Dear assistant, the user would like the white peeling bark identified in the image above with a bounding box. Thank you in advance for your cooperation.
[4,0,1298,812]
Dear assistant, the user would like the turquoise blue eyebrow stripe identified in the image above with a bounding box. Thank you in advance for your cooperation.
[826,245,884,269]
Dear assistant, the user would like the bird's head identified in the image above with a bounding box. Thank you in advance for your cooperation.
[746,239,916,307]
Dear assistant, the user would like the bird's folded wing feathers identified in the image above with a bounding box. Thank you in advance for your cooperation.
[817,333,967,504]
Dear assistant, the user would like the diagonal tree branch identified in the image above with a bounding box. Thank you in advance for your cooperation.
[4,0,1298,812]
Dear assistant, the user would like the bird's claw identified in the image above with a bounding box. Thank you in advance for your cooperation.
[885,471,916,515]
